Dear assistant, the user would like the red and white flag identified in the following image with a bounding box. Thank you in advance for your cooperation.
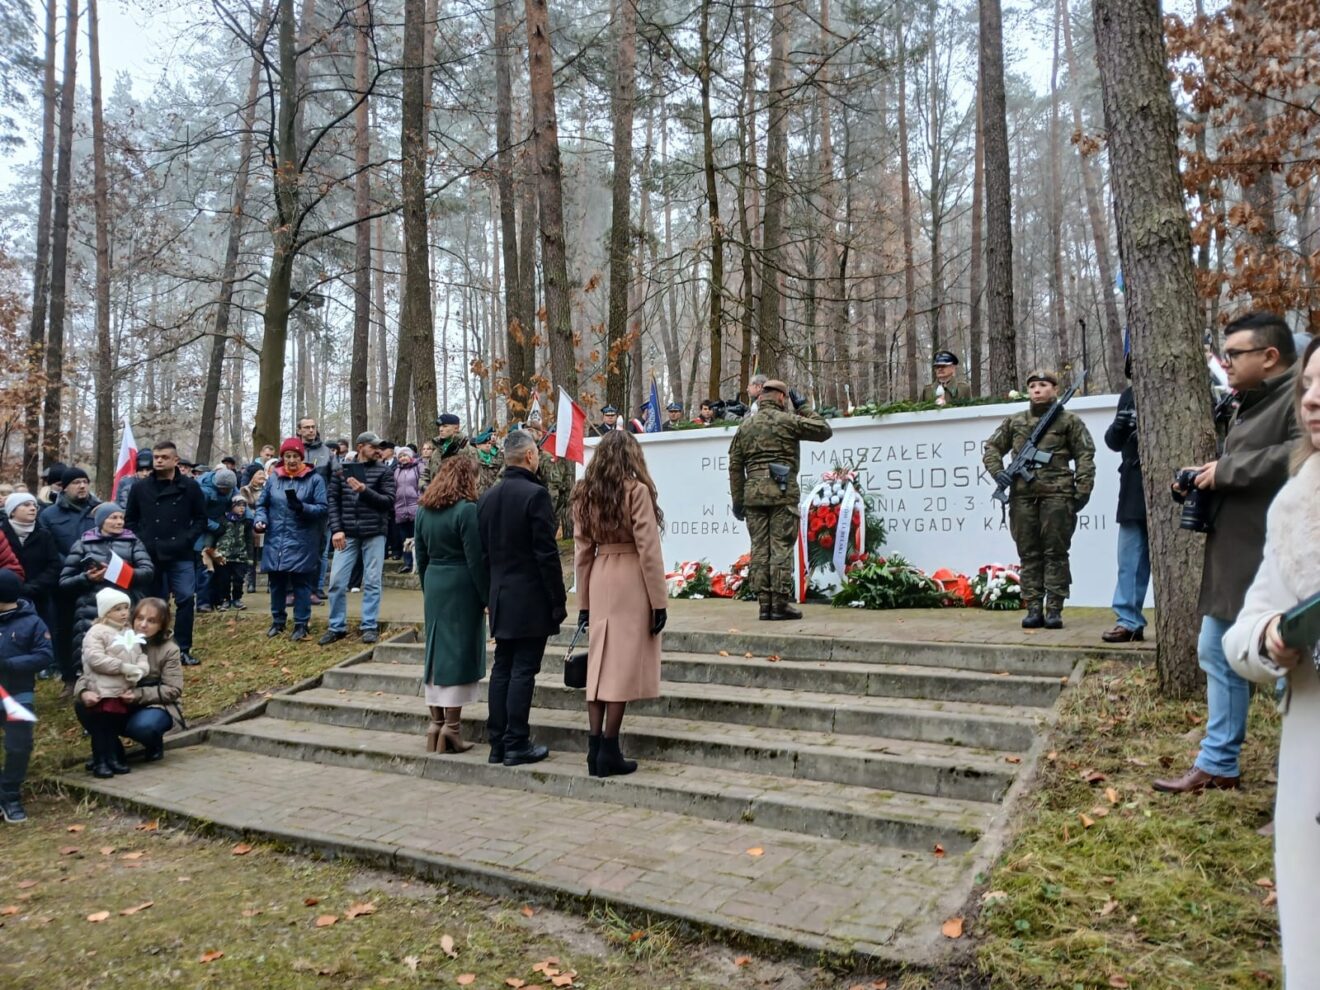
[528,391,543,424]
[554,387,587,465]
[104,551,134,590]
[0,685,36,723]
[112,418,137,502]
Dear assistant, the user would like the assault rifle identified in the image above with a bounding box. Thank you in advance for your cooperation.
[991,370,1087,506]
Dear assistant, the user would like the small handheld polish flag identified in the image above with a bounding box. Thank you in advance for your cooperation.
[104,552,135,590]
[0,685,36,723]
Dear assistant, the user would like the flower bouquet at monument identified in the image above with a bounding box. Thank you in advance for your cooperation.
[666,559,713,599]
[797,467,885,601]
[710,553,754,600]
[970,564,1023,610]
[831,554,959,610]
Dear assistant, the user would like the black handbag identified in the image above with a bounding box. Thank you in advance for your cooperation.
[563,622,588,689]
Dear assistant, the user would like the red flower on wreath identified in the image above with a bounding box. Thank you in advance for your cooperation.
[819,533,834,549]
[822,507,839,527]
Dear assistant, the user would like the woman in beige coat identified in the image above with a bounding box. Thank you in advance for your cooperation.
[572,430,667,777]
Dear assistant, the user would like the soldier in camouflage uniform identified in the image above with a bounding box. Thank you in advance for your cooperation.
[525,422,573,538]
[728,380,833,620]
[473,427,504,496]
[919,350,971,404]
[421,413,476,488]
[982,370,1096,630]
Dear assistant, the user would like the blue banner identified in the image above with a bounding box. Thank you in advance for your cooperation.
[644,379,662,433]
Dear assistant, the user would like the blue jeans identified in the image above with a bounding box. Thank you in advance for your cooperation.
[152,557,196,653]
[1195,615,1249,777]
[327,534,385,634]
[268,571,314,626]
[1111,522,1151,631]
[195,556,211,609]
[317,525,331,594]
[123,706,173,749]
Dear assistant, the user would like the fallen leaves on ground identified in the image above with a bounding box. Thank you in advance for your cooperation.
[1099,899,1119,917]
[66,824,84,833]
[456,975,476,986]
[1105,786,1120,805]
[1263,890,1278,907]
[441,933,458,958]
[58,846,79,856]
[733,955,752,967]
[1079,813,1096,829]
[314,914,337,927]
[1,905,20,916]
[506,979,526,988]
[933,844,945,858]
[241,908,263,918]
[119,901,153,916]
[99,846,116,856]
[520,904,536,917]
[134,820,158,832]
[1108,976,1130,989]
[1080,768,1107,785]
[231,843,254,856]
[941,916,964,939]
[344,902,375,919]
[198,950,224,964]
[1005,755,1022,764]
[303,897,320,906]
[16,880,37,889]
[1255,877,1275,889]
[746,846,764,857]
[120,851,145,861]
[86,911,111,923]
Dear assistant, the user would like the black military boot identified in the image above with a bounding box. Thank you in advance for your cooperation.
[758,595,772,621]
[1044,598,1064,630]
[770,597,803,621]
[1021,603,1045,629]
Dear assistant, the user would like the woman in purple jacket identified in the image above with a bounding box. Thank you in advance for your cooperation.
[393,447,422,572]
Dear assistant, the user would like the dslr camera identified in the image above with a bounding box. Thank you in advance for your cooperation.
[1172,468,1213,533]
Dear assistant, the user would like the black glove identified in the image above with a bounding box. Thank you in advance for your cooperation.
[1074,493,1090,512]
[1115,408,1137,431]
[650,608,667,636]
[788,388,807,411]
[577,609,589,629]
[732,503,745,522]
[284,489,304,514]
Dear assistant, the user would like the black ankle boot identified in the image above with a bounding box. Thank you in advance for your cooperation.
[1021,604,1045,629]
[770,598,802,621]
[1044,605,1064,629]
[758,596,772,621]
[107,756,131,775]
[597,736,637,777]
[267,621,286,638]
[587,734,601,777]
[92,761,115,779]
[290,623,310,642]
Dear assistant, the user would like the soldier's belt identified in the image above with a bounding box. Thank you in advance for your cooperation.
[745,468,776,479]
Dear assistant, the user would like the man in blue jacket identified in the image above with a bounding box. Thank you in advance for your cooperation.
[0,569,54,823]
[194,467,238,612]
[125,441,208,666]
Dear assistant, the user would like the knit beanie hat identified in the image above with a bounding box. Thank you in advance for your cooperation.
[0,569,20,604]
[93,502,124,529]
[213,468,237,490]
[231,493,248,505]
[279,437,305,457]
[61,466,90,487]
[96,587,131,617]
[4,492,36,517]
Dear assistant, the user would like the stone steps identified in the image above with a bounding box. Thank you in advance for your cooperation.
[208,718,995,853]
[322,662,1043,752]
[266,688,1018,802]
[374,640,1067,708]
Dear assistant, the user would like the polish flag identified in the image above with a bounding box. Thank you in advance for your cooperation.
[104,551,134,590]
[112,418,137,502]
[0,685,36,723]
[554,387,587,465]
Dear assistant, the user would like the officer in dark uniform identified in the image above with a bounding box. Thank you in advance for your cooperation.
[593,405,620,436]
[728,380,833,621]
[920,350,971,403]
[661,402,684,431]
[982,370,1096,629]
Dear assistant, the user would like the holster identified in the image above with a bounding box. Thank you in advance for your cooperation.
[768,463,791,495]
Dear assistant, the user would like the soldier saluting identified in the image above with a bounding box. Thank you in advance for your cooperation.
[982,370,1096,630]
[728,380,833,621]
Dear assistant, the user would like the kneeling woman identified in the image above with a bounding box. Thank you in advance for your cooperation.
[76,596,184,770]
[571,430,667,776]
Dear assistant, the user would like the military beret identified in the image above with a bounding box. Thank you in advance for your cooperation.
[762,379,789,395]
[1025,369,1059,386]
[436,413,461,426]
[474,427,494,444]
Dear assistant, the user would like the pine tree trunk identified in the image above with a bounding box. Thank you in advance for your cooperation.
[897,23,918,399]
[373,213,389,424]
[605,0,637,410]
[699,0,725,397]
[660,106,684,403]
[388,221,413,440]
[199,0,266,463]
[43,0,79,466]
[979,0,1017,395]
[88,0,113,491]
[1048,0,1068,373]
[525,0,577,397]
[517,116,538,388]
[23,0,57,487]
[1062,0,1123,387]
[494,0,528,418]
[736,2,758,397]
[817,0,846,411]
[757,0,790,378]
[1093,0,1216,699]
[252,0,299,450]
[349,0,372,439]
[969,81,985,396]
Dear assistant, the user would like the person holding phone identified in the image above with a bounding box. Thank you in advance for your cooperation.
[253,438,327,641]
[320,432,395,646]
[1224,334,1320,988]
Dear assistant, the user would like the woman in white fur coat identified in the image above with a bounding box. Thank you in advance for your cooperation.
[1224,334,1320,989]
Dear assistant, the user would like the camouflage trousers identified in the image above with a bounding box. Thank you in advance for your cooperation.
[745,504,800,599]
[1009,495,1077,606]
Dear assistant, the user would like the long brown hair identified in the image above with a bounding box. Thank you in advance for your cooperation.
[131,597,173,646]
[571,429,663,538]
[1292,334,1320,476]
[420,455,478,510]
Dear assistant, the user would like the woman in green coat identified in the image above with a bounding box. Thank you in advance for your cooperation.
[415,456,489,753]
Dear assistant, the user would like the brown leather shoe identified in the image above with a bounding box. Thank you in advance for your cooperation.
[1152,766,1240,794]
[1102,624,1144,643]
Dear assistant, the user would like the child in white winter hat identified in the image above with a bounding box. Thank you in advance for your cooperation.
[79,588,148,778]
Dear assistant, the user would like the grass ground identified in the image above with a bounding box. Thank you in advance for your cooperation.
[974,661,1282,989]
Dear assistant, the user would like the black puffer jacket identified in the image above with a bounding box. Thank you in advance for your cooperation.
[328,461,396,539]
[2,519,61,609]
[57,528,156,667]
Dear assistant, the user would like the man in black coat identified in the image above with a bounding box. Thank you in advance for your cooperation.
[477,429,567,766]
[1101,368,1148,643]
[124,440,208,665]
[321,432,395,645]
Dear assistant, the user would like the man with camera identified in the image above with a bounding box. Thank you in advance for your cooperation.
[1154,312,1301,795]
[728,380,833,621]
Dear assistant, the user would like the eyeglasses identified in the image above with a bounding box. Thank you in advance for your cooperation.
[1223,346,1270,363]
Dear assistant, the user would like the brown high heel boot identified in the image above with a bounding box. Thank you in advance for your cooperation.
[426,706,444,753]
[441,707,473,753]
